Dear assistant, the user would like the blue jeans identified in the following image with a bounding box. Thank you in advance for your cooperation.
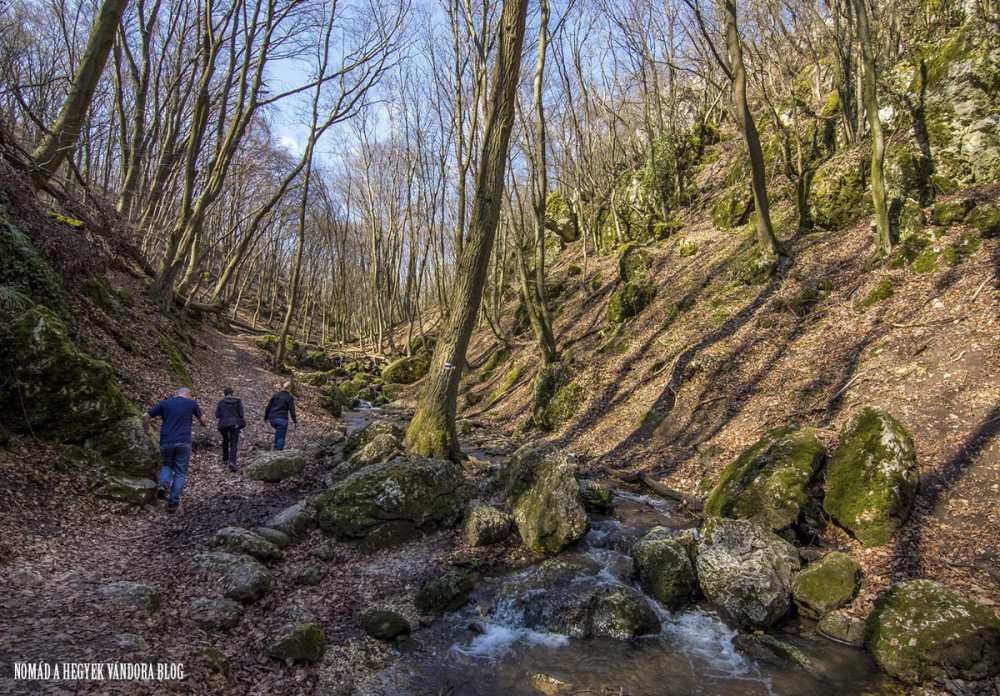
[158,443,191,506]
[270,418,289,451]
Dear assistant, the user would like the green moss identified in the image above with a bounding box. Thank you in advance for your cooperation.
[617,243,653,282]
[382,353,430,384]
[968,204,1000,238]
[0,221,68,319]
[267,623,325,663]
[542,380,587,431]
[486,364,523,406]
[567,264,582,277]
[930,197,975,225]
[712,187,754,230]
[160,335,193,388]
[859,279,894,309]
[776,281,832,316]
[737,251,778,285]
[607,280,656,324]
[676,237,698,257]
[792,552,862,619]
[590,271,604,292]
[809,148,872,231]
[820,91,841,117]
[599,336,630,355]
[704,424,826,530]
[823,407,918,547]
[46,212,85,228]
[80,275,113,311]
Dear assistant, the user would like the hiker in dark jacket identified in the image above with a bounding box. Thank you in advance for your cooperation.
[215,387,245,471]
[264,382,297,451]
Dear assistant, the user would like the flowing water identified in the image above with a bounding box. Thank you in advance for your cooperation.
[357,487,901,696]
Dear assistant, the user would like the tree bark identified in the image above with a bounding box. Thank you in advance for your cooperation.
[855,0,890,256]
[404,0,530,460]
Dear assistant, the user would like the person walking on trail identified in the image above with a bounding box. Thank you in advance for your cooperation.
[143,387,207,512]
[264,382,297,451]
[215,387,245,472]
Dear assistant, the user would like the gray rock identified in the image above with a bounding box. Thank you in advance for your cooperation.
[245,450,306,482]
[817,609,866,646]
[86,417,160,479]
[266,501,316,540]
[96,476,156,505]
[310,539,338,561]
[346,433,402,470]
[696,517,799,630]
[631,527,698,611]
[578,480,614,514]
[515,579,661,640]
[187,596,244,630]
[98,581,160,616]
[195,646,230,677]
[315,457,471,550]
[343,422,405,459]
[8,567,44,589]
[415,570,474,614]
[360,610,411,640]
[214,527,282,563]
[866,579,1000,684]
[267,622,326,663]
[293,563,328,586]
[499,442,587,556]
[461,504,512,547]
[116,633,149,651]
[253,526,292,549]
[792,552,862,620]
[191,553,273,603]
[733,633,813,670]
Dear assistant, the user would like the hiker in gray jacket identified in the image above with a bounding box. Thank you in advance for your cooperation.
[215,387,245,471]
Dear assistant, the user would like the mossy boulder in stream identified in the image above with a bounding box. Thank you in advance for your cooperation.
[865,579,1000,684]
[823,407,918,547]
[360,610,411,640]
[695,517,800,630]
[315,457,470,550]
[704,425,826,531]
[343,421,405,459]
[499,442,588,556]
[792,552,862,620]
[414,569,474,614]
[631,527,698,610]
[382,353,431,385]
[1,306,133,441]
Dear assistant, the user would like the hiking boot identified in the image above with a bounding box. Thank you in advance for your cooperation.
[156,485,168,501]
[228,461,237,472]
[166,502,179,513]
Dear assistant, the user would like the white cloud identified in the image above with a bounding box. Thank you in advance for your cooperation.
[278,136,301,157]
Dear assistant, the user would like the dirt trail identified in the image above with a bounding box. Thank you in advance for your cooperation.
[0,330,395,694]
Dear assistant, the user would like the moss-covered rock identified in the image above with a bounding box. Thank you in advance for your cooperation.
[792,552,862,620]
[859,279,894,309]
[293,563,328,586]
[631,527,698,610]
[191,553,273,603]
[1,306,132,441]
[478,346,510,381]
[865,579,1000,684]
[98,581,161,616]
[524,578,661,640]
[607,280,656,324]
[343,421,405,460]
[315,457,471,550]
[265,501,315,540]
[86,417,159,479]
[214,527,282,563]
[462,503,512,547]
[545,190,579,243]
[96,476,156,505]
[616,243,653,283]
[737,250,779,286]
[817,609,866,646]
[968,204,1000,238]
[267,622,325,663]
[823,407,918,547]
[195,646,231,678]
[0,219,68,318]
[499,442,587,556]
[334,432,403,478]
[187,596,244,631]
[885,146,932,205]
[577,480,613,515]
[360,610,411,640]
[676,236,699,257]
[809,148,871,231]
[382,353,431,385]
[888,197,926,242]
[930,197,976,225]
[244,450,306,482]
[415,569,474,614]
[541,380,587,431]
[704,425,826,531]
[712,187,754,230]
[695,516,800,630]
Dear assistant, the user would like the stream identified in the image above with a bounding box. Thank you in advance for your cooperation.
[356,486,900,696]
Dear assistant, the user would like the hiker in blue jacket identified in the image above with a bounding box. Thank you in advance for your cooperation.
[264,382,297,451]
[143,387,207,512]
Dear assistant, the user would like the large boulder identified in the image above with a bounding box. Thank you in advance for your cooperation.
[98,581,161,616]
[343,421,406,460]
[414,569,474,614]
[631,527,698,611]
[360,610,411,641]
[191,553,273,603]
[0,306,133,441]
[214,527,282,563]
[711,186,754,230]
[792,552,862,620]
[244,450,306,482]
[315,457,470,550]
[616,243,653,283]
[704,425,826,531]
[265,501,315,540]
[518,580,660,640]
[267,623,326,663]
[342,433,402,473]
[86,417,159,478]
[382,354,431,385]
[607,280,656,324]
[823,407,918,548]
[809,148,872,231]
[461,504,512,547]
[969,204,1000,238]
[695,517,800,630]
[499,442,588,556]
[865,579,1000,684]
[578,480,614,515]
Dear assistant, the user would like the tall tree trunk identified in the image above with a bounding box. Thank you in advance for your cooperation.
[723,0,784,258]
[30,0,131,190]
[404,0,530,460]
[855,0,890,256]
